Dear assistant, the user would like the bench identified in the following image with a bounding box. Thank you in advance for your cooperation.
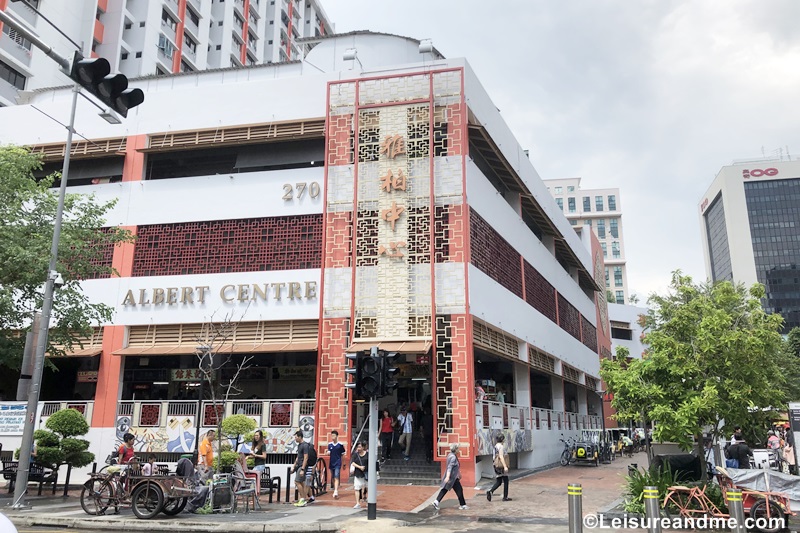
[2,461,59,495]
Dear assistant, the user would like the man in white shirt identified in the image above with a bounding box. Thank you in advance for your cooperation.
[397,407,414,461]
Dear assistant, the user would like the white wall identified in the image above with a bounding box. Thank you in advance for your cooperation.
[466,160,596,322]
[608,303,647,359]
[68,167,324,227]
[81,269,321,326]
[469,266,600,379]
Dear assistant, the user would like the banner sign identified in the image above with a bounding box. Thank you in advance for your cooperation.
[77,371,98,383]
[170,368,203,382]
[0,403,27,435]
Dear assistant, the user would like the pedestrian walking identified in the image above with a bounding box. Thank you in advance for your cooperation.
[350,441,368,509]
[487,434,512,501]
[432,443,468,510]
[380,409,396,462]
[325,429,345,499]
[290,430,314,507]
[397,407,414,460]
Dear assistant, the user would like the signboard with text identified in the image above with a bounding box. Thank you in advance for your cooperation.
[0,403,27,435]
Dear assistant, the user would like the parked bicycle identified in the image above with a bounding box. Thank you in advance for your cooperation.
[559,435,576,467]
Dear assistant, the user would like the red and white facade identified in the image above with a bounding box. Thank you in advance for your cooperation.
[0,32,607,486]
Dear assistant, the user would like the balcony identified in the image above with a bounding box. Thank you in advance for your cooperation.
[163,0,180,20]
[0,77,20,104]
[161,21,177,45]
[0,31,33,67]
[187,0,201,13]
[7,2,37,27]
[93,18,105,44]
[184,16,200,40]
[182,44,197,64]
[157,45,175,70]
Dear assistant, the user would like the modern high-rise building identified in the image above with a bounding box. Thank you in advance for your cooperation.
[545,178,629,304]
[0,0,333,106]
[699,159,800,332]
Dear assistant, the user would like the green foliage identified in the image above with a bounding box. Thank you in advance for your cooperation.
[602,272,786,480]
[45,408,89,438]
[221,414,257,439]
[35,446,64,468]
[0,146,134,369]
[33,408,94,469]
[624,464,683,514]
[246,456,254,468]
[212,450,238,471]
[32,429,59,447]
[607,290,616,303]
[777,327,800,402]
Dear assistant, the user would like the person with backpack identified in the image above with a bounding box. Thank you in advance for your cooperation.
[726,435,752,469]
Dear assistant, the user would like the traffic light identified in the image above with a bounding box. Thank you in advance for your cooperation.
[381,351,400,397]
[69,52,144,117]
[360,352,382,399]
[345,352,360,396]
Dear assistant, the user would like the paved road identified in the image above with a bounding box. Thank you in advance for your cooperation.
[2,451,646,532]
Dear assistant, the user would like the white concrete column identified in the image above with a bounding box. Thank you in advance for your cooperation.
[577,386,588,415]
[551,376,565,412]
[514,362,531,407]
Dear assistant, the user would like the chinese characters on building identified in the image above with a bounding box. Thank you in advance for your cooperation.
[379,135,407,257]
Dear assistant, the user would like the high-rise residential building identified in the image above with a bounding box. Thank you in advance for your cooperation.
[0,0,333,105]
[544,177,629,304]
[699,159,800,332]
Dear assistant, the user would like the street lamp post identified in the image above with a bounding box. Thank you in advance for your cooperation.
[11,83,79,509]
[0,8,142,508]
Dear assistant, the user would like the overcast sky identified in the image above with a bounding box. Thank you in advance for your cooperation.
[323,1,800,299]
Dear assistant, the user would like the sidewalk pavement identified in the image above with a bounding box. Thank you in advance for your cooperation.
[0,453,641,532]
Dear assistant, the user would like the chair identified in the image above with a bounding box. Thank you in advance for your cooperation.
[232,464,259,513]
[260,467,282,503]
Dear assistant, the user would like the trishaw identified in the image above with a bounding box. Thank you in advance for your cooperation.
[80,464,195,519]
[663,466,793,533]
[572,430,601,467]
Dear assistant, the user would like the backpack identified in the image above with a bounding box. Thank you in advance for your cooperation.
[105,447,120,465]
[725,458,739,468]
[306,444,317,468]
[724,442,732,459]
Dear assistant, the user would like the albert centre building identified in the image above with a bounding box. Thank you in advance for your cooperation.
[0,32,609,486]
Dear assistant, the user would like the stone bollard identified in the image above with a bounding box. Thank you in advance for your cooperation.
[643,486,661,533]
[727,488,747,533]
[568,483,583,533]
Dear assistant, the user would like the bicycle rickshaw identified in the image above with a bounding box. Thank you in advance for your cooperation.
[663,466,794,533]
[572,430,602,467]
[80,463,195,519]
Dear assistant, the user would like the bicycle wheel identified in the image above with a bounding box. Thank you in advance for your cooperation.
[80,478,113,516]
[749,499,786,533]
[162,497,187,516]
[315,459,328,495]
[560,450,571,466]
[131,481,164,519]
[663,490,700,519]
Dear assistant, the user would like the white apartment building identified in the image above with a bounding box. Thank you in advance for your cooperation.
[607,303,646,359]
[699,159,800,332]
[545,177,630,304]
[0,0,333,106]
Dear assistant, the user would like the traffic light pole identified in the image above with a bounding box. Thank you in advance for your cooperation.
[11,83,80,509]
[367,395,378,520]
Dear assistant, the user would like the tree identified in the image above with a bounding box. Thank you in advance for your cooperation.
[775,327,800,403]
[0,146,134,369]
[607,290,616,303]
[32,408,94,470]
[195,311,254,473]
[629,293,640,304]
[600,271,786,480]
[221,414,257,453]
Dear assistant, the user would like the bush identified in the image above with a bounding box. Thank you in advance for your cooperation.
[33,429,59,447]
[221,415,257,449]
[45,409,89,438]
[624,464,683,514]
[212,450,238,471]
[32,408,94,469]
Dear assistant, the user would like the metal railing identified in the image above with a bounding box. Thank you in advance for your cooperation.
[476,402,602,431]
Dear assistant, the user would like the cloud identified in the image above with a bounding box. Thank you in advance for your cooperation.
[324,0,800,297]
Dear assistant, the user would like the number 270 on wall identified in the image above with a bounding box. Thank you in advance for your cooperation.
[283,182,321,200]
